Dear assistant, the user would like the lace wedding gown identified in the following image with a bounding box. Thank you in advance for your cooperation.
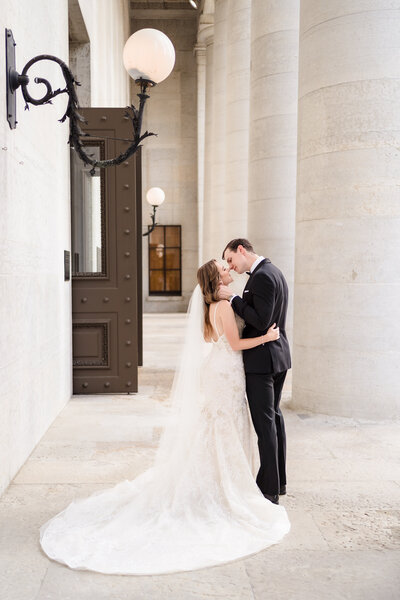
[40,289,290,575]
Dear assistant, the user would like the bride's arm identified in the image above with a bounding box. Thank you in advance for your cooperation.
[217,301,279,351]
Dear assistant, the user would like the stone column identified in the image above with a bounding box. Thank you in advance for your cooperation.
[194,42,207,266]
[206,0,228,261]
[248,0,300,344]
[202,23,215,264]
[224,0,251,241]
[292,1,400,418]
[196,3,214,266]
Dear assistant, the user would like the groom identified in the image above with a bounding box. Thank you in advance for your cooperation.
[218,239,291,505]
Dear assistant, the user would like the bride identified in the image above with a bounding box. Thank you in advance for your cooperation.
[40,259,290,575]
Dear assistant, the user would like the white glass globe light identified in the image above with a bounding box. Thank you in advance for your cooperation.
[123,29,175,84]
[146,187,165,207]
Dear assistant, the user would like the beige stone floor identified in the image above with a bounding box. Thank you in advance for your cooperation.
[1,313,399,600]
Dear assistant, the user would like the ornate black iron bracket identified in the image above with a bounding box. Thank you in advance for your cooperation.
[142,205,158,237]
[5,28,156,173]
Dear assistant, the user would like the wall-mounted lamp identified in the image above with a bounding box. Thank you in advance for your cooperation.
[5,27,175,174]
[189,0,199,8]
[143,187,165,236]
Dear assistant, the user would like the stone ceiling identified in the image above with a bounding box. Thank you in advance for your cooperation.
[129,0,200,19]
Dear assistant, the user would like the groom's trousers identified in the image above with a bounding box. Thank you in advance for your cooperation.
[245,370,287,497]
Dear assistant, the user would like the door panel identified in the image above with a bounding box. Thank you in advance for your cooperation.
[71,108,142,394]
[136,149,143,367]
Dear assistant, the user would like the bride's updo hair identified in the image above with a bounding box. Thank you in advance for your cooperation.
[197,259,220,340]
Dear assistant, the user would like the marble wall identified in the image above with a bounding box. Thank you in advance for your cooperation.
[0,0,71,495]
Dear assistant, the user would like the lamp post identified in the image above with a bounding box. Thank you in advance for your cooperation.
[143,187,165,236]
[5,28,175,173]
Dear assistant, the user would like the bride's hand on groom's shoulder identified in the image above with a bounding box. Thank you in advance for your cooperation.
[218,284,232,300]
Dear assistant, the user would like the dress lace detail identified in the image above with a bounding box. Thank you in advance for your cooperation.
[40,298,290,575]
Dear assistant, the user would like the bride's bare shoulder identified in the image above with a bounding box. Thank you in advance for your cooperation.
[209,300,231,320]
[210,301,232,320]
[217,300,232,313]
[210,300,229,308]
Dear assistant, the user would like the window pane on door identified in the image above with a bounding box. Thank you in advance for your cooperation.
[165,248,180,269]
[149,246,164,269]
[149,227,164,247]
[71,141,106,277]
[148,225,181,296]
[165,226,180,247]
[165,270,180,292]
[149,270,165,292]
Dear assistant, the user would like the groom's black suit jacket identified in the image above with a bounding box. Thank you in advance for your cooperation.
[231,259,291,375]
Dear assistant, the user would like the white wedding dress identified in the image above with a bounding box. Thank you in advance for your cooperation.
[40,287,290,574]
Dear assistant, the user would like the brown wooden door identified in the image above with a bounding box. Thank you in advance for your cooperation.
[71,108,142,394]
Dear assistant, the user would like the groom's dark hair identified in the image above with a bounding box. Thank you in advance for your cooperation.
[222,238,254,259]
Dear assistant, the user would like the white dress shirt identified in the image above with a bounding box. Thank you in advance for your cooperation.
[229,256,265,303]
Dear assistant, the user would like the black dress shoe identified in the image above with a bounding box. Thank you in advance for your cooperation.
[263,493,279,505]
[279,485,287,496]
